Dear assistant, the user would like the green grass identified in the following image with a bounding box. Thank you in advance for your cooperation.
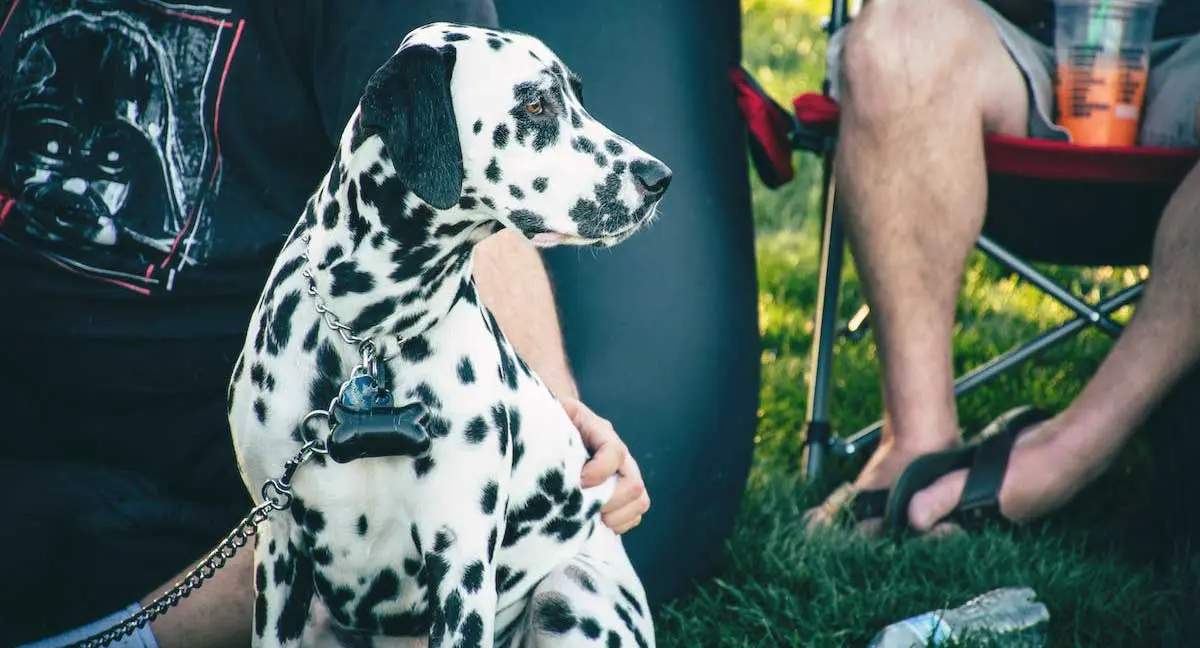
[653,1,1196,645]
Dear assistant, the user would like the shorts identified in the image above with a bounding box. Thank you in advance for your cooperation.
[826,2,1200,148]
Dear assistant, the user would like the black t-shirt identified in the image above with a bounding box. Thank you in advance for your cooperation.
[0,0,497,641]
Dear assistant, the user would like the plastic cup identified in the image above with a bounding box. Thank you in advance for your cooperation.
[1053,0,1160,146]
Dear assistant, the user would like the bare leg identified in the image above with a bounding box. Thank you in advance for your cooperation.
[910,148,1200,530]
[811,0,1030,523]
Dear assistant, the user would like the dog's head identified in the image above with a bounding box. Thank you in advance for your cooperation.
[357,23,671,247]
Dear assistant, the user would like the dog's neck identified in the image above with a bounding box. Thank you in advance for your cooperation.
[301,155,499,348]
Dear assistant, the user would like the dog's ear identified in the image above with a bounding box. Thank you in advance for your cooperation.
[361,44,463,210]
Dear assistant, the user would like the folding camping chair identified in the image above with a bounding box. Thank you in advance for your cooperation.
[731,0,1200,484]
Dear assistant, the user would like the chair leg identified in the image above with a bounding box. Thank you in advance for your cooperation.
[802,167,844,484]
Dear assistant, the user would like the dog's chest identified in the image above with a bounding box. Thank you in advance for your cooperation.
[271,299,607,629]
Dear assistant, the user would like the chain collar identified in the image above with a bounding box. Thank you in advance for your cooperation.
[301,232,368,346]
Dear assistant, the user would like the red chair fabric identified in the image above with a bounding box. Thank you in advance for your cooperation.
[792,92,1199,185]
[730,67,796,188]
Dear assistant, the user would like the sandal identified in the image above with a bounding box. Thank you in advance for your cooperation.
[884,406,1050,539]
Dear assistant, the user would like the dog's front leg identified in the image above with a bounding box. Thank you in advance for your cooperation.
[422,526,501,648]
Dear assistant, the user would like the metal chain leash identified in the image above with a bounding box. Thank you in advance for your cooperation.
[67,440,328,648]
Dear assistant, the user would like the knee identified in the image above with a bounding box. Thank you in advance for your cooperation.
[839,0,987,120]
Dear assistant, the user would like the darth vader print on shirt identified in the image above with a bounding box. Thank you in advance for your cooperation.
[0,0,243,294]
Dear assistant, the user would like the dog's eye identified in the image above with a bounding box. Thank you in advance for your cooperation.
[525,99,543,115]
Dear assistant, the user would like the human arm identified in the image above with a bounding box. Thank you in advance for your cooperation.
[473,232,650,533]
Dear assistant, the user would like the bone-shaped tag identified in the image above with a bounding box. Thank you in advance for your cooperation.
[327,401,431,463]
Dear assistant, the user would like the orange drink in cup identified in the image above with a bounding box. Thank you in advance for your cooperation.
[1053,0,1160,146]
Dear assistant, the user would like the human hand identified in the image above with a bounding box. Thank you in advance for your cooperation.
[560,397,650,534]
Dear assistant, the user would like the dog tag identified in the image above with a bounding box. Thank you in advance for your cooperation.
[327,400,431,463]
[338,374,393,411]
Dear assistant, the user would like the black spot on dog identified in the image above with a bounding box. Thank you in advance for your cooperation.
[539,469,567,502]
[403,557,422,577]
[275,254,306,283]
[302,321,320,352]
[379,610,431,636]
[434,530,454,553]
[445,590,464,631]
[587,501,604,518]
[459,196,478,210]
[509,185,525,199]
[619,586,645,616]
[256,562,268,592]
[515,494,553,523]
[348,297,396,332]
[254,592,267,637]
[313,572,356,626]
[614,604,634,631]
[613,160,628,174]
[465,416,489,444]
[273,554,291,586]
[463,560,485,593]
[320,199,340,229]
[268,540,277,555]
[250,363,266,387]
[493,124,510,148]
[434,220,476,239]
[253,398,267,424]
[533,177,549,193]
[329,261,375,296]
[345,183,371,249]
[565,565,599,593]
[607,631,623,648]
[370,231,387,249]
[563,490,584,517]
[473,119,483,134]
[276,554,314,643]
[425,413,451,439]
[481,481,499,514]
[312,546,332,565]
[508,209,546,233]
[487,37,504,50]
[457,357,476,384]
[357,515,369,536]
[571,110,583,129]
[594,153,609,167]
[580,617,603,639]
[415,456,435,477]
[486,158,502,183]
[460,612,485,648]
[400,335,432,363]
[487,527,498,561]
[309,340,341,412]
[390,244,438,282]
[572,136,596,154]
[354,569,400,626]
[497,567,526,593]
[605,139,625,155]
[411,382,443,411]
[444,32,469,41]
[543,517,583,542]
[535,594,577,634]
[481,196,496,209]
[266,291,302,355]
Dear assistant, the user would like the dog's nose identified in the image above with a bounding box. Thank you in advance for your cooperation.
[631,160,672,196]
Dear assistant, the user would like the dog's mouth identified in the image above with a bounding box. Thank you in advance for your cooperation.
[527,214,652,249]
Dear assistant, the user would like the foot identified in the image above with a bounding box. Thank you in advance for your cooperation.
[805,431,960,532]
[906,415,1114,532]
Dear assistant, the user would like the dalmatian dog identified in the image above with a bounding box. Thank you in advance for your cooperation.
[227,22,671,648]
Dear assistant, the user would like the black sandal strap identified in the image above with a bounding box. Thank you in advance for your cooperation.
[850,488,889,522]
[953,406,1050,529]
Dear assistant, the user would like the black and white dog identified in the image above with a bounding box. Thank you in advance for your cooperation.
[228,22,670,648]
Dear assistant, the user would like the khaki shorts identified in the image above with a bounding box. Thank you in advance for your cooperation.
[826,2,1200,147]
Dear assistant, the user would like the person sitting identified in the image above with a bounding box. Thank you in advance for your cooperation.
[805,0,1200,534]
[0,2,648,646]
